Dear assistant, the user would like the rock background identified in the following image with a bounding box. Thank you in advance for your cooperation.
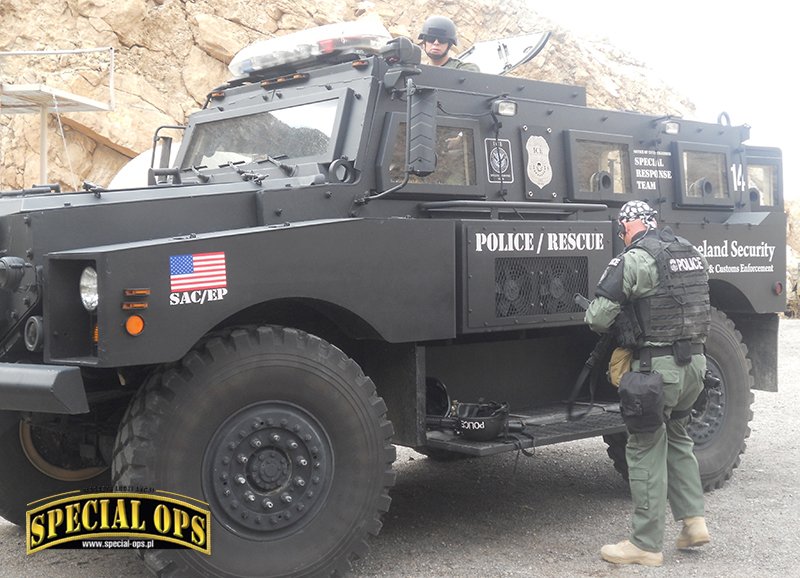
[0,0,695,188]
[1,0,797,310]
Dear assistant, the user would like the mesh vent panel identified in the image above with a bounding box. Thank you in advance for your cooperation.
[495,257,589,318]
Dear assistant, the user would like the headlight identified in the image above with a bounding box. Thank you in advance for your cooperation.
[79,266,99,311]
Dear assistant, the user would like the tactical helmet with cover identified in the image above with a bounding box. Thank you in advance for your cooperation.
[418,15,458,45]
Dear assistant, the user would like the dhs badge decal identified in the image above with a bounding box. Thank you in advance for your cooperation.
[525,135,552,189]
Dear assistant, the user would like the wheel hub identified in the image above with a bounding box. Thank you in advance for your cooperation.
[251,449,290,491]
[205,402,332,536]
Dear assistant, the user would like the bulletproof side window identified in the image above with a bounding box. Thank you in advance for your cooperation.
[745,146,783,211]
[376,112,483,197]
[565,130,635,202]
[673,141,735,208]
[747,163,777,206]
[388,124,476,185]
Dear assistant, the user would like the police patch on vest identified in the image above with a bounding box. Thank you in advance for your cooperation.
[525,135,552,189]
[669,256,704,272]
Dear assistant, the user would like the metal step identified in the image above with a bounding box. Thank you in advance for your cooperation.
[424,402,625,457]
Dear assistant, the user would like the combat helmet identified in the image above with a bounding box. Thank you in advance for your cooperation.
[418,15,458,45]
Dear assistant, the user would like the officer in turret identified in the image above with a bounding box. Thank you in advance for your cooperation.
[418,15,479,72]
[585,200,712,567]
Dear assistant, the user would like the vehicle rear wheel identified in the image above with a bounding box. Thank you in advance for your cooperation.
[0,411,110,525]
[112,326,395,577]
[603,308,754,492]
[689,308,754,491]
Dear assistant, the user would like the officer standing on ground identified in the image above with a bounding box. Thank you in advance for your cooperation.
[418,15,479,71]
[584,200,712,567]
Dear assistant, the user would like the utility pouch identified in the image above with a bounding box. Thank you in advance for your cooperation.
[608,347,633,387]
[672,339,692,366]
[618,371,664,433]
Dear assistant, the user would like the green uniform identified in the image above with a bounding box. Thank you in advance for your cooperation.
[586,240,706,553]
[441,57,479,72]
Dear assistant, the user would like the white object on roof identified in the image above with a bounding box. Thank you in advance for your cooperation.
[457,31,551,76]
[228,16,392,77]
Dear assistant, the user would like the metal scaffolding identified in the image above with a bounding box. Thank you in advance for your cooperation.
[0,47,115,185]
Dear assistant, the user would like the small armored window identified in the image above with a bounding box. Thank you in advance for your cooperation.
[681,150,730,200]
[574,140,630,194]
[747,163,778,207]
[564,130,634,201]
[390,125,476,185]
[673,142,734,208]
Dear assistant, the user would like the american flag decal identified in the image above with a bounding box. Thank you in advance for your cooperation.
[169,252,227,292]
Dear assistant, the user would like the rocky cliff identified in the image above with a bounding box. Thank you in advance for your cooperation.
[0,0,694,189]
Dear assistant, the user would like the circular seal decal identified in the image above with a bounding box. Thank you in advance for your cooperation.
[490,145,509,174]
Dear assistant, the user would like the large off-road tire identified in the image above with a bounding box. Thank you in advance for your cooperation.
[604,308,754,492]
[112,326,395,578]
[689,308,754,490]
[0,411,110,525]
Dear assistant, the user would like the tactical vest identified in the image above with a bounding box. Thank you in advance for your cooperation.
[628,228,711,346]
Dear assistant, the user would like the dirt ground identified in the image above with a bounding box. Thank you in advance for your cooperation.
[2,319,799,578]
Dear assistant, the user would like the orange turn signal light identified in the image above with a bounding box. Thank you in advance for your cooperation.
[125,315,145,336]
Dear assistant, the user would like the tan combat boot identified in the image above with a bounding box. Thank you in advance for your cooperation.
[677,516,710,549]
[600,540,663,567]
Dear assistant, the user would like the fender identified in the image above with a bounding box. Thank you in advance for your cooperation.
[45,218,456,367]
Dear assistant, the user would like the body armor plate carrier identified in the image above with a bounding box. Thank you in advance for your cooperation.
[628,227,710,346]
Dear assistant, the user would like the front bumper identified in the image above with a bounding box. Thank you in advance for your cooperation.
[0,364,88,414]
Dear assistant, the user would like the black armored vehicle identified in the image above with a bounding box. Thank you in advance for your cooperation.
[0,20,786,577]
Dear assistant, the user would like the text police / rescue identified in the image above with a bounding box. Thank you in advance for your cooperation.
[474,231,604,253]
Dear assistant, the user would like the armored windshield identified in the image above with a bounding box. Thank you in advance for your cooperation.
[181,99,339,169]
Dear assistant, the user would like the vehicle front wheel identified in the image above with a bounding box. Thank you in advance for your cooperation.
[0,411,110,525]
[112,326,395,577]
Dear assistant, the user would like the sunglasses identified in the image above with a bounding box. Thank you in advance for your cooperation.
[423,36,450,45]
[617,221,626,240]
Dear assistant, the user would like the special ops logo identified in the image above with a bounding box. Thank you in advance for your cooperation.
[26,490,211,554]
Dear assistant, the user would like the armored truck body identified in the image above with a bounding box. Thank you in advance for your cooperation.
[0,27,785,577]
